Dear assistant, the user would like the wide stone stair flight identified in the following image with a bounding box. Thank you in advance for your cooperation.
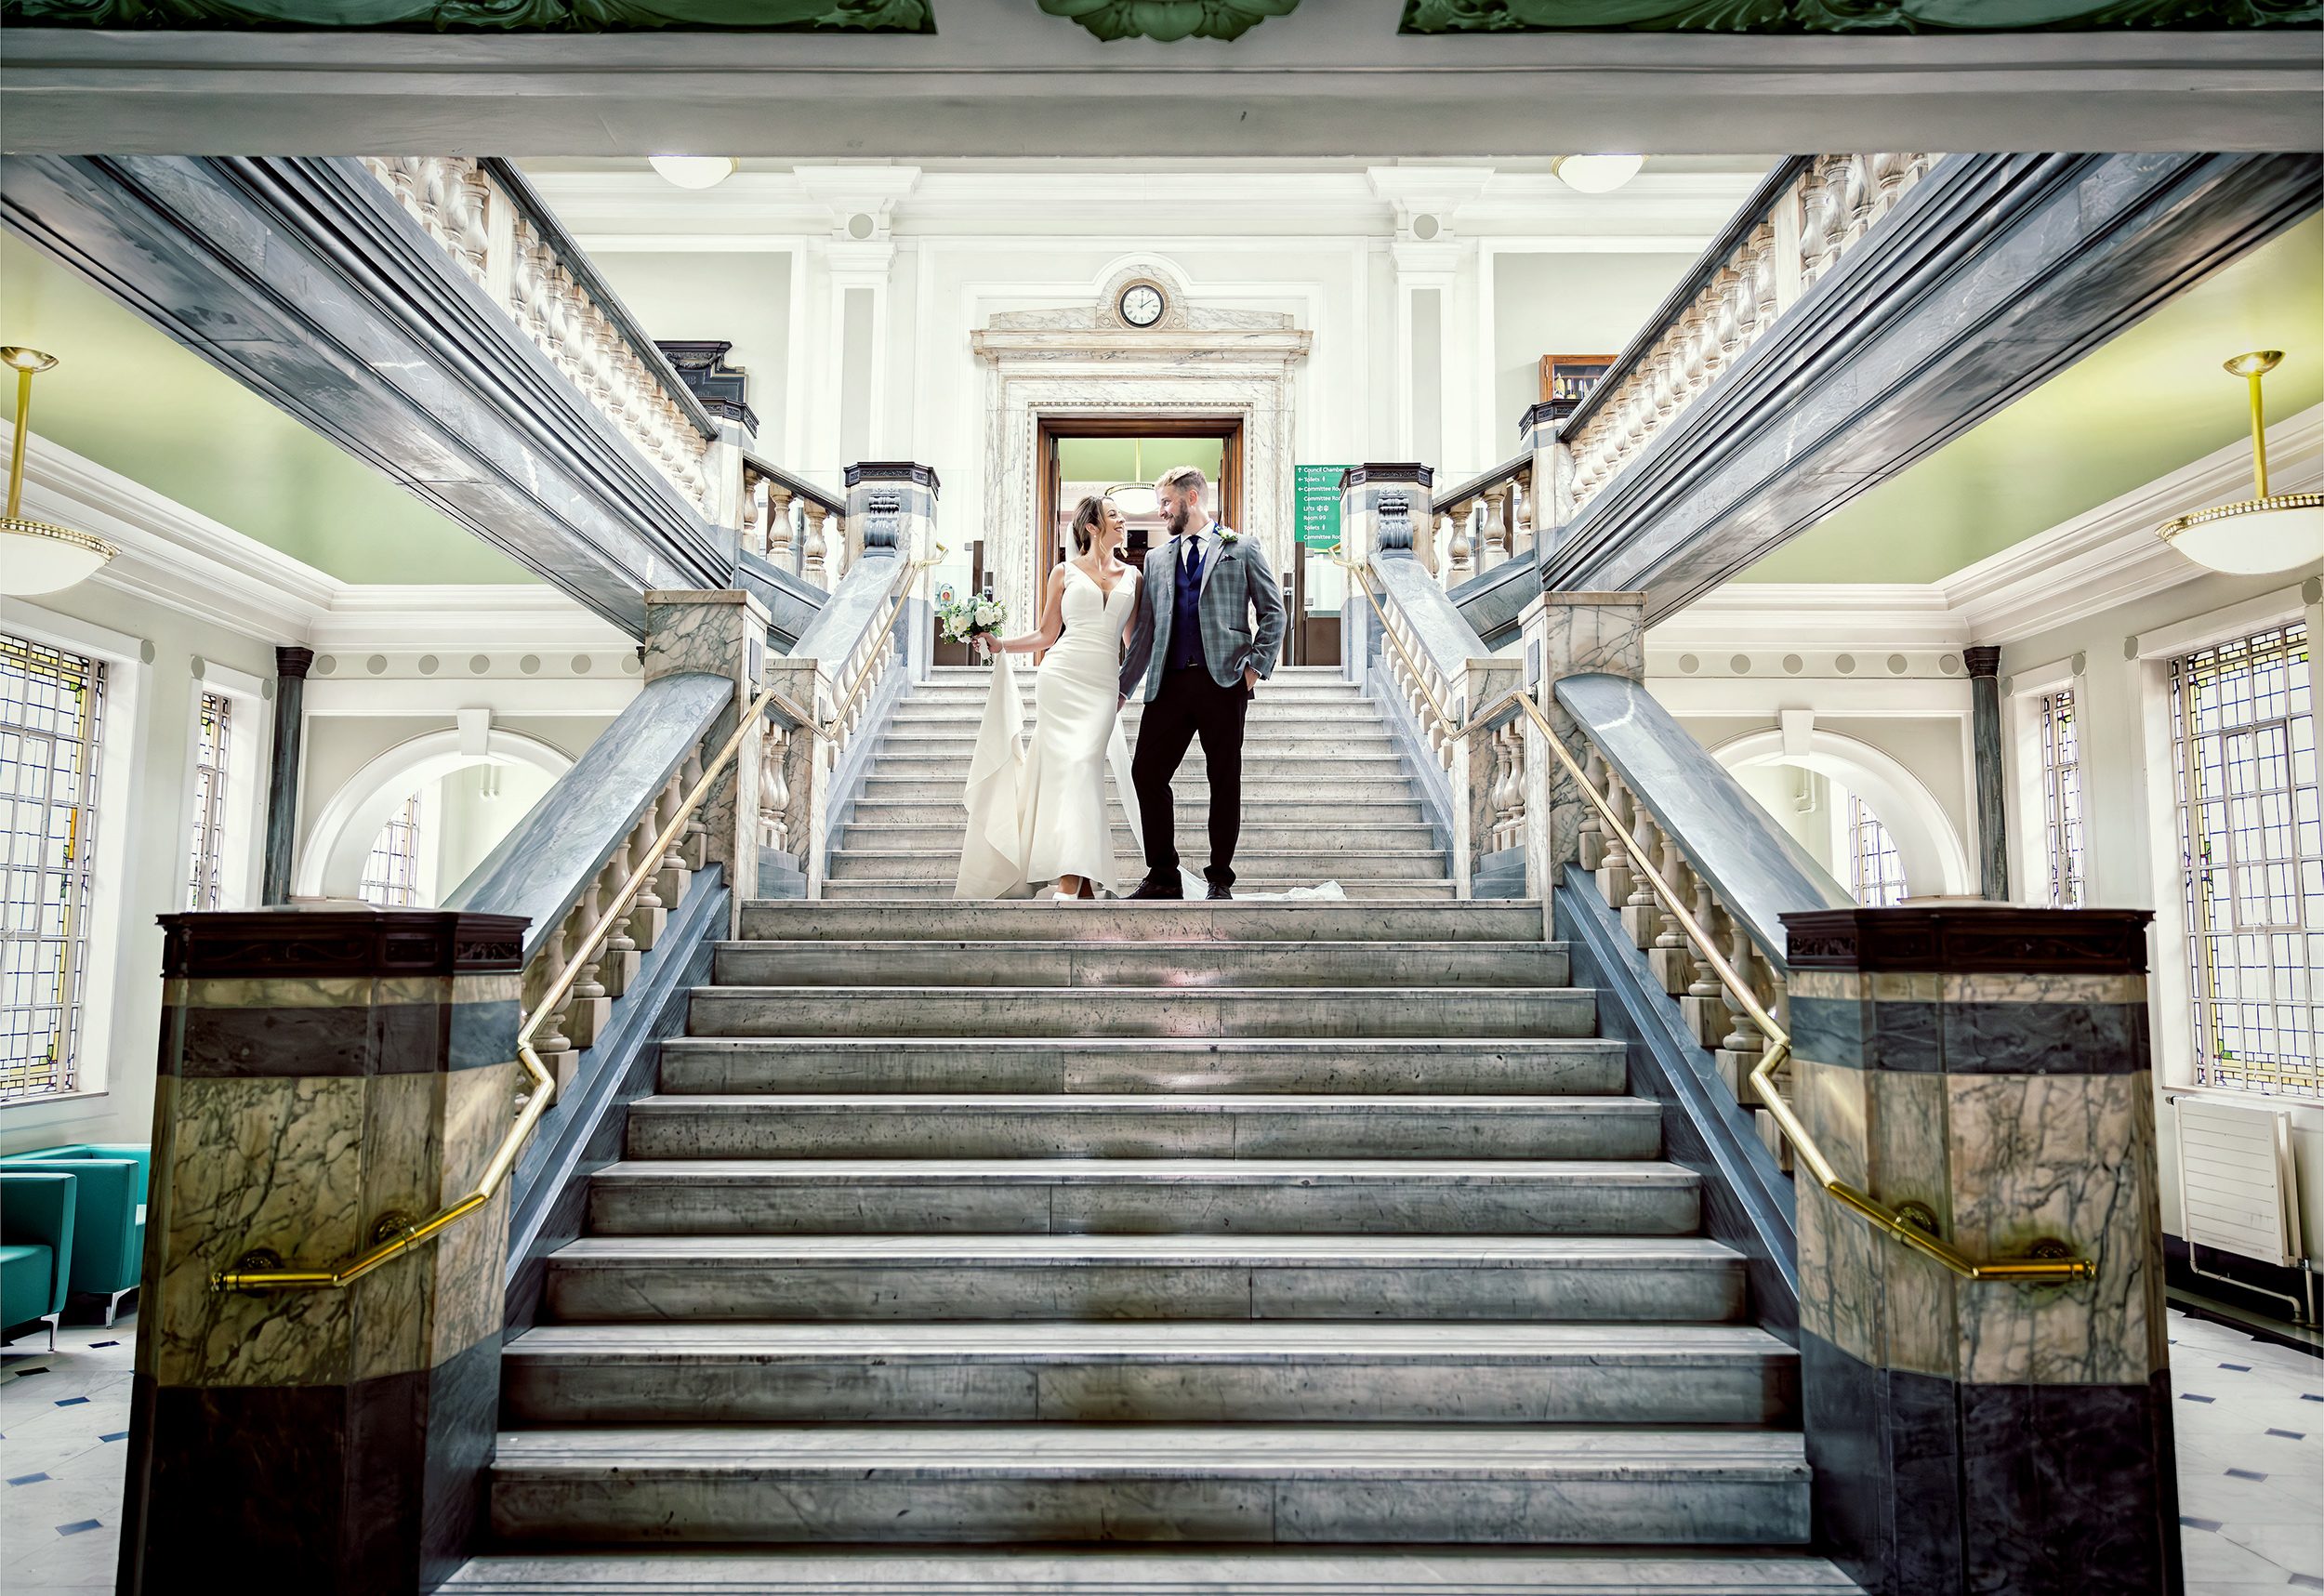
[455,898,1856,1593]
[828,665,1455,899]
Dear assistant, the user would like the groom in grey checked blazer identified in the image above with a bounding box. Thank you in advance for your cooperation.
[1117,464,1287,900]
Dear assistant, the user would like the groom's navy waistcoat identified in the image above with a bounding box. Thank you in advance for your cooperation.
[1168,535,1207,673]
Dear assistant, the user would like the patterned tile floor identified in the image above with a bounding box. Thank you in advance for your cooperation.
[2,1307,2318,1592]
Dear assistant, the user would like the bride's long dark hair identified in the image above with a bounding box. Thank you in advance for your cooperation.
[1069,495,1115,557]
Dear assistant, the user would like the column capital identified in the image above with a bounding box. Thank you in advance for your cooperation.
[274,644,315,678]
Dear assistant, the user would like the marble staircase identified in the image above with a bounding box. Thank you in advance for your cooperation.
[465,899,1855,1594]
[828,666,1455,899]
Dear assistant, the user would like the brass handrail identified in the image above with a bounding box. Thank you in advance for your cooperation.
[1328,547,1466,733]
[1467,674,2096,1286]
[817,543,947,743]
[214,683,782,1293]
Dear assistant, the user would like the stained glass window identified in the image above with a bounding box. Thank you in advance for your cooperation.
[1847,792,1908,908]
[2040,688,2086,908]
[1,634,105,1103]
[360,788,428,909]
[186,691,231,911]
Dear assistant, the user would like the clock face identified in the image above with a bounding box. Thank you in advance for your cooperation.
[1119,285,1165,328]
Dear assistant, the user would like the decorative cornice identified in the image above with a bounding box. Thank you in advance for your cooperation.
[1040,0,1300,40]
[1400,0,2317,30]
[0,0,932,28]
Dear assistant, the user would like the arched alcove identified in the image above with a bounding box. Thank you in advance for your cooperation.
[294,727,574,901]
[1710,726,1974,899]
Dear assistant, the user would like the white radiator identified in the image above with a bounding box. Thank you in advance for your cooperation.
[2173,1095,2308,1287]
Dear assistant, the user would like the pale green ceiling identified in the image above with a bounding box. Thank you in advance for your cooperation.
[1,234,534,585]
[1056,436,1225,484]
[1741,212,2324,585]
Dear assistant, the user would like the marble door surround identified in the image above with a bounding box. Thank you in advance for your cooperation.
[972,263,1312,627]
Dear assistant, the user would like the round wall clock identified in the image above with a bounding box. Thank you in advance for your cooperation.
[1119,284,1166,328]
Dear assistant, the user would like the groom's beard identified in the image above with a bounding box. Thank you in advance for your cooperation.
[1167,502,1192,537]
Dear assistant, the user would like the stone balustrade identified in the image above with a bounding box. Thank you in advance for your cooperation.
[1430,453,1535,589]
[741,453,847,587]
[1559,153,1935,517]
[362,155,721,517]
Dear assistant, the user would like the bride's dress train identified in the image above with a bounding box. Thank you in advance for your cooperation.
[956,565,1140,899]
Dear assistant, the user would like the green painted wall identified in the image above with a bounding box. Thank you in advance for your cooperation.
[1054,437,1225,483]
[1,235,535,585]
[1741,213,2324,585]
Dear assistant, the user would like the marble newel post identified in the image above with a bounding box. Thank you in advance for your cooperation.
[844,460,942,683]
[1334,464,1433,686]
[644,588,772,939]
[1965,644,2009,899]
[119,908,527,1596]
[1519,590,1646,939]
[1782,906,2179,1596]
[260,644,312,904]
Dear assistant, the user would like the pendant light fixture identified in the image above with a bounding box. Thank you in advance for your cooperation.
[648,156,738,191]
[3,348,116,597]
[2158,350,2324,575]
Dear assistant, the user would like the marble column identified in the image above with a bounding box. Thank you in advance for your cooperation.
[1966,643,2009,900]
[1335,464,1434,687]
[1781,905,2178,1596]
[1520,590,1646,937]
[120,906,527,1596]
[644,589,772,938]
[260,644,312,904]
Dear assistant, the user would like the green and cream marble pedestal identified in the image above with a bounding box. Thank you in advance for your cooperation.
[1782,906,2180,1596]
[117,908,526,1596]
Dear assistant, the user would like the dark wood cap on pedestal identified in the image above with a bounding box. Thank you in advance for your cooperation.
[1780,907,2151,974]
[159,908,530,980]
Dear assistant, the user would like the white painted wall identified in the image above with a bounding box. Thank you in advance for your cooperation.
[590,250,793,451]
[1490,251,1695,449]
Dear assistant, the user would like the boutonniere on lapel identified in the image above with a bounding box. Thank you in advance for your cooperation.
[1217,529,1240,546]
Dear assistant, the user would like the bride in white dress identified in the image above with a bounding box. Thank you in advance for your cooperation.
[955,495,1142,902]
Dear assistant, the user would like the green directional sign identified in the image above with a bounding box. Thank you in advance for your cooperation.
[1296,464,1353,551]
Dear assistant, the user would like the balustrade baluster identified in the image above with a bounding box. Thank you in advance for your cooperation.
[1680,874,1726,1047]
[1712,909,1767,1121]
[802,507,830,587]
[1483,492,1509,573]
[680,752,710,871]
[759,728,791,856]
[627,812,667,951]
[766,485,795,564]
[1647,838,1691,993]
[656,774,692,906]
[1595,775,1633,908]
[1621,808,1661,949]
[1443,511,1472,585]
[1575,748,1605,871]
[531,920,576,1100]
[599,840,640,999]
[563,890,610,1050]
[1509,477,1532,561]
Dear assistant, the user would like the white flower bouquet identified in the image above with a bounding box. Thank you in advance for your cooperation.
[936,586,1007,645]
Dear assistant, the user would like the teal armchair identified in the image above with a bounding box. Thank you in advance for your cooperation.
[0,1144,149,1323]
[1,1171,76,1352]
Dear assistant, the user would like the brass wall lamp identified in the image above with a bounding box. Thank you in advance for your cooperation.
[2,348,117,596]
[2159,350,2324,575]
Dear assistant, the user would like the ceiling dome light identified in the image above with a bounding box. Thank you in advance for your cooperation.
[1553,154,1645,195]
[648,156,738,191]
[2,348,115,598]
[2159,350,2324,576]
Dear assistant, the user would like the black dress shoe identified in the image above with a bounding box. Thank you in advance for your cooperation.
[1206,883,1234,901]
[1126,876,1184,901]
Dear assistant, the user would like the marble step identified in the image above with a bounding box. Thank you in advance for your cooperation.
[872,754,1413,784]
[889,709,1388,733]
[838,823,1445,853]
[733,901,1540,943]
[822,878,1461,902]
[488,1425,1812,1546]
[623,1095,1661,1161]
[544,1233,1747,1324]
[500,1322,1796,1426]
[685,985,1596,1040]
[855,774,1419,805]
[840,797,1434,828]
[709,940,1564,989]
[656,1036,1624,1097]
[828,850,1450,884]
[442,1547,1863,1594]
[584,1158,1699,1236]
[883,738,1394,761]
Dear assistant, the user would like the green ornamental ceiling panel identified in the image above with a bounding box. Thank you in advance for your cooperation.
[0,0,931,28]
[1039,0,1297,38]
[1401,0,2317,27]
[1,234,535,585]
[1739,212,2324,586]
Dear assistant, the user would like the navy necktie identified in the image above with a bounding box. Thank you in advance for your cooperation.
[1181,536,1200,587]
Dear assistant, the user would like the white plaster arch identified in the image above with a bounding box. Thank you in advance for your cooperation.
[1710,726,1974,899]
[293,727,574,901]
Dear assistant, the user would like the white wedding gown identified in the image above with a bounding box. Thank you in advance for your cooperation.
[956,564,1141,899]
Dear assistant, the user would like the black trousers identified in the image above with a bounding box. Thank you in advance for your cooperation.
[1131,666,1248,888]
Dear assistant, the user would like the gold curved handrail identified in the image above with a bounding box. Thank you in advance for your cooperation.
[213,683,782,1293]
[817,543,948,743]
[1330,545,2094,1287]
[1327,546,1466,732]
